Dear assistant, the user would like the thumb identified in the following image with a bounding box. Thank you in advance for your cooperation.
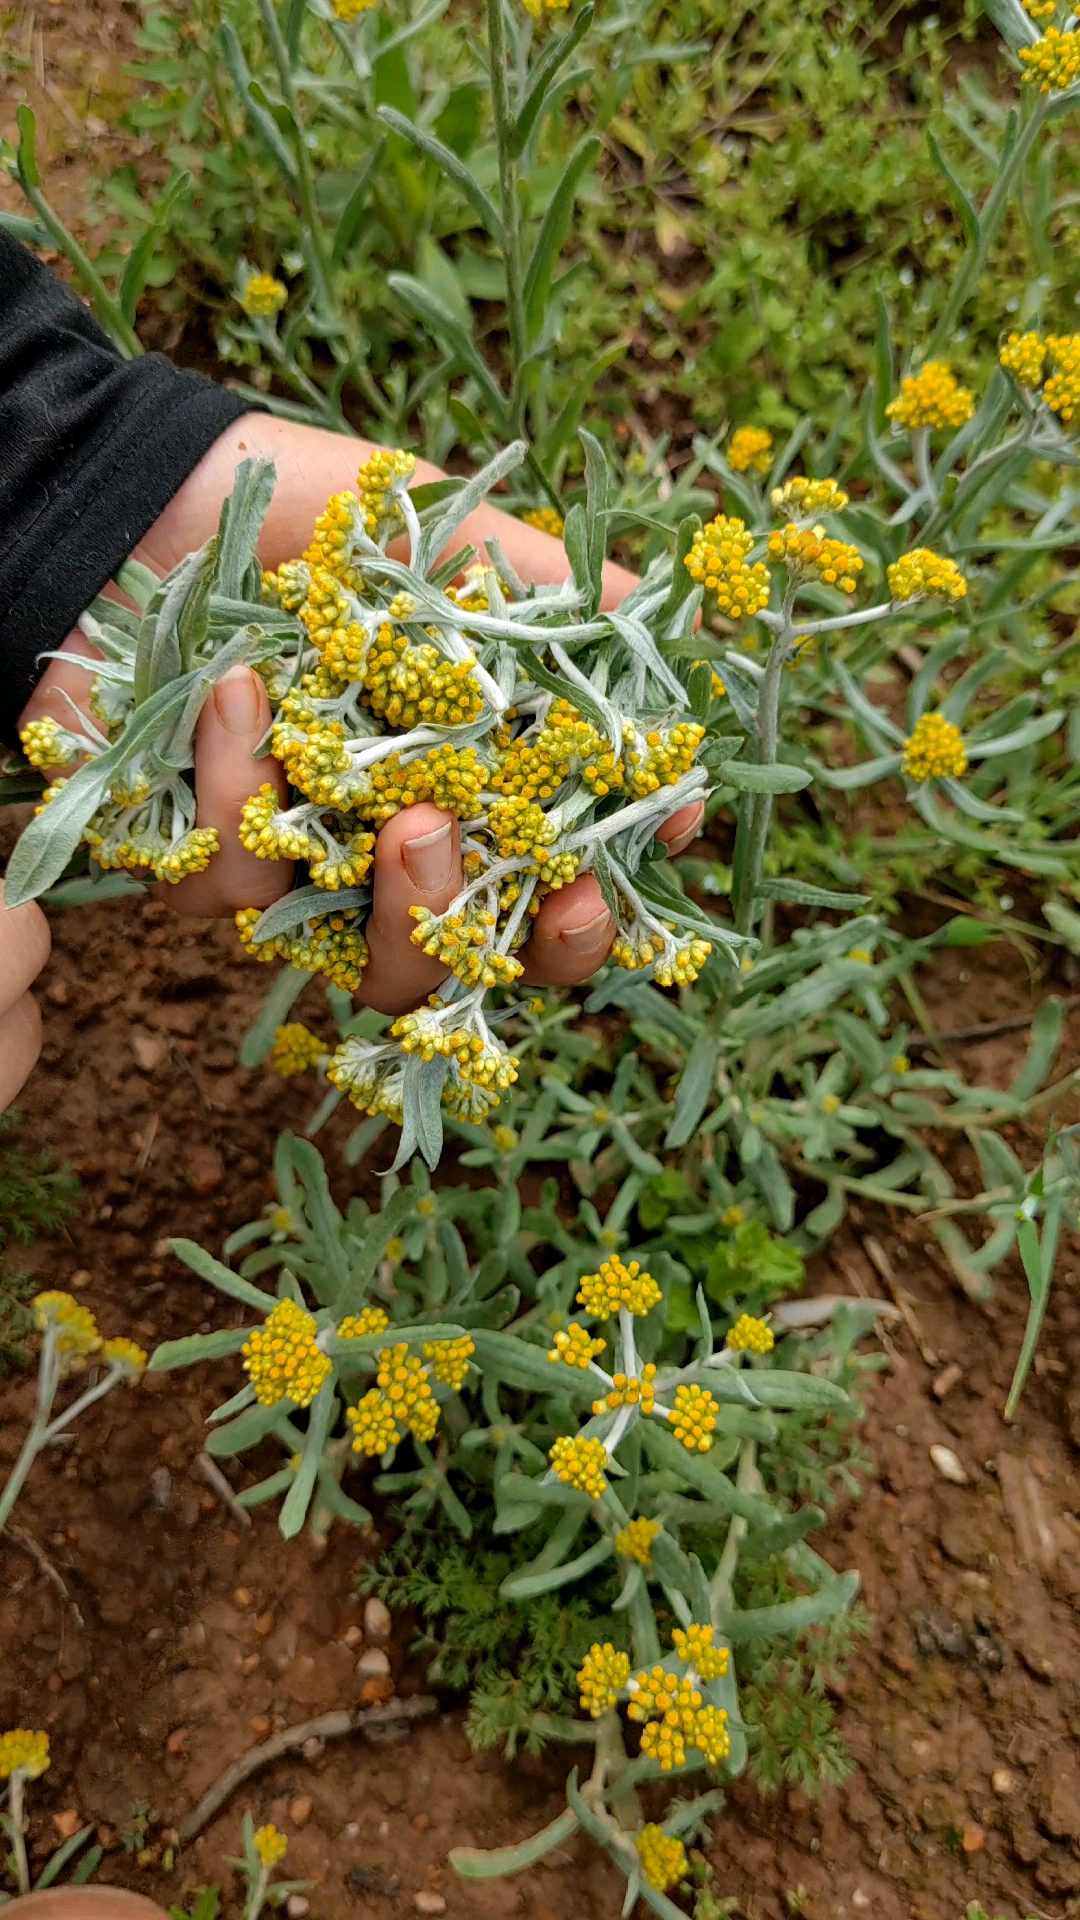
[164,665,293,916]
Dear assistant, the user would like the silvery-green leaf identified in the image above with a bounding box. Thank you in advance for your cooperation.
[279,1378,336,1539]
[252,884,370,945]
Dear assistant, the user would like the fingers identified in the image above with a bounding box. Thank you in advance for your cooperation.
[520,874,614,989]
[360,804,463,1015]
[656,801,705,858]
[0,995,44,1113]
[0,883,51,1014]
[166,666,293,917]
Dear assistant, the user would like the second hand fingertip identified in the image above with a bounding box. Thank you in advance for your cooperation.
[402,818,455,893]
[560,909,614,955]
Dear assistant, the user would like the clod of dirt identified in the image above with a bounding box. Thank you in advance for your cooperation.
[53,1809,82,1840]
[914,1612,968,1658]
[1034,1754,1080,1841]
[347,1865,401,1900]
[184,1144,225,1194]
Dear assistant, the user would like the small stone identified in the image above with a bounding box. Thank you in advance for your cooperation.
[288,1795,313,1829]
[151,1468,172,1510]
[53,1810,82,1840]
[851,1894,870,1912]
[301,1737,324,1761]
[234,1587,254,1607]
[930,1444,969,1485]
[185,1144,225,1195]
[932,1362,963,1400]
[68,1269,91,1290]
[47,978,70,1006]
[241,1653,261,1674]
[357,1647,391,1679]
[412,1812,430,1832]
[413,1897,446,1916]
[287,1899,310,1918]
[344,1822,360,1838]
[364,1596,392,1643]
[961,1824,985,1853]
[249,1716,272,1737]
[360,1676,394,1707]
[47,1671,63,1694]
[131,1031,168,1071]
[97,1826,118,1852]
[166,1727,190,1756]
[992,1768,1017,1795]
[344,1624,363,1647]
[378,1820,390,1839]
[254,1611,275,1637]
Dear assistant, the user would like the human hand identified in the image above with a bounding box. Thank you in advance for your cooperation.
[0,879,51,1112]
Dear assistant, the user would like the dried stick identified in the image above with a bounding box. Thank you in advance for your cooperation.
[5,1524,85,1630]
[908,995,1080,1052]
[860,1234,938,1368]
[195,1452,253,1529]
[178,1696,438,1843]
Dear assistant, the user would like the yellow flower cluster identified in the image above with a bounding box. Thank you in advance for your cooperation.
[1000,330,1047,387]
[577,1642,630,1717]
[486,795,578,886]
[523,0,571,16]
[885,362,975,432]
[236,906,370,993]
[338,1306,390,1339]
[770,476,849,517]
[671,1623,730,1681]
[725,1313,774,1355]
[254,1825,289,1867]
[547,1322,607,1367]
[902,712,968,782]
[347,1342,439,1456]
[627,1665,730,1769]
[635,1826,688,1893]
[669,1382,719,1453]
[684,516,770,619]
[652,934,713,989]
[521,506,565,537]
[19,717,75,771]
[409,904,524,990]
[241,273,288,317]
[102,1337,148,1375]
[1020,25,1080,90]
[270,1022,327,1078]
[33,1290,100,1359]
[593,1365,658,1416]
[423,1334,475,1389]
[356,448,416,536]
[767,524,863,593]
[361,626,485,731]
[577,1256,662,1319]
[549,1433,609,1497]
[727,426,773,474]
[1044,333,1080,422]
[887,549,968,603]
[0,1730,50,1780]
[242,1298,332,1409]
[614,1515,661,1564]
[627,722,706,799]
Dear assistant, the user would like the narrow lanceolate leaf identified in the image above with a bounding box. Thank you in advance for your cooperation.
[756,878,870,909]
[522,134,601,339]
[167,1239,278,1313]
[511,4,594,154]
[715,1569,861,1643]
[376,107,504,246]
[499,1535,613,1599]
[279,1377,337,1539]
[724,760,812,794]
[665,1032,722,1149]
[451,1807,579,1880]
[148,1327,251,1372]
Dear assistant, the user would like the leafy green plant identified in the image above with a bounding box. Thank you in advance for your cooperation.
[0,1113,81,1254]
[1,1731,100,1902]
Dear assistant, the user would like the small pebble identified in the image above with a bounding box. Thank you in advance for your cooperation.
[166,1727,190,1756]
[961,1823,985,1854]
[929,1443,969,1485]
[344,1624,363,1647]
[249,1716,272,1738]
[344,1822,361,1838]
[992,1768,1017,1795]
[288,1795,313,1829]
[378,1820,390,1839]
[287,1899,310,1919]
[53,1810,83,1841]
[357,1647,391,1678]
[302,1737,325,1761]
[413,1896,446,1916]
[151,1468,172,1509]
[254,1611,275,1637]
[234,1587,254,1608]
[365,1596,392,1643]
[412,1812,430,1832]
[241,1653,261,1674]
[932,1362,963,1401]
[851,1894,870,1912]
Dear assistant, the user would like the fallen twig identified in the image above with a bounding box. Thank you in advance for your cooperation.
[838,1259,905,1370]
[4,1524,85,1630]
[177,1696,438,1844]
[860,1234,938,1368]
[908,994,1080,1052]
[195,1452,253,1529]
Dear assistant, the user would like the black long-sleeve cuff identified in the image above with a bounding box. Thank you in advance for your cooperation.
[0,230,253,744]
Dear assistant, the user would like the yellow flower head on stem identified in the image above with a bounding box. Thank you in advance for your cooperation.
[253,1824,289,1867]
[1043,334,1080,421]
[0,1730,50,1780]
[337,1306,390,1339]
[521,506,565,537]
[547,1322,606,1367]
[101,1338,148,1376]
[902,712,968,782]
[32,1291,100,1359]
[684,516,770,619]
[593,1364,658,1416]
[549,1433,609,1498]
[240,273,288,318]
[1000,330,1047,387]
[669,1382,719,1453]
[885,362,975,431]
[270,1023,327,1079]
[770,476,849,517]
[1020,26,1080,91]
[242,1298,332,1409]
[725,1313,774,1355]
[635,1826,689,1892]
[727,426,772,475]
[576,1256,661,1319]
[423,1334,475,1390]
[614,1515,662,1565]
[672,1622,730,1680]
[767,524,863,593]
[887,549,967,603]
[577,1642,630,1717]
[346,1388,399,1457]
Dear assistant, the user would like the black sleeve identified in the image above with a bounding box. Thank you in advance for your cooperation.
[0,231,255,745]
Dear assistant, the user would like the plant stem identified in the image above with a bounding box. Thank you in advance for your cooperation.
[9,1772,30,1896]
[15,177,142,358]
[709,1439,757,1615]
[257,0,337,320]
[486,0,527,437]
[733,632,788,936]
[0,1327,60,1534]
[924,98,1049,361]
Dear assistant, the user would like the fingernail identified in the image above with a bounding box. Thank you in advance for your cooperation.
[213,666,261,735]
[561,908,614,955]
[403,819,455,893]
[668,803,705,853]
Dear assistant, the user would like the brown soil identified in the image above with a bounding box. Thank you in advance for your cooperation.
[0,867,1079,1920]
